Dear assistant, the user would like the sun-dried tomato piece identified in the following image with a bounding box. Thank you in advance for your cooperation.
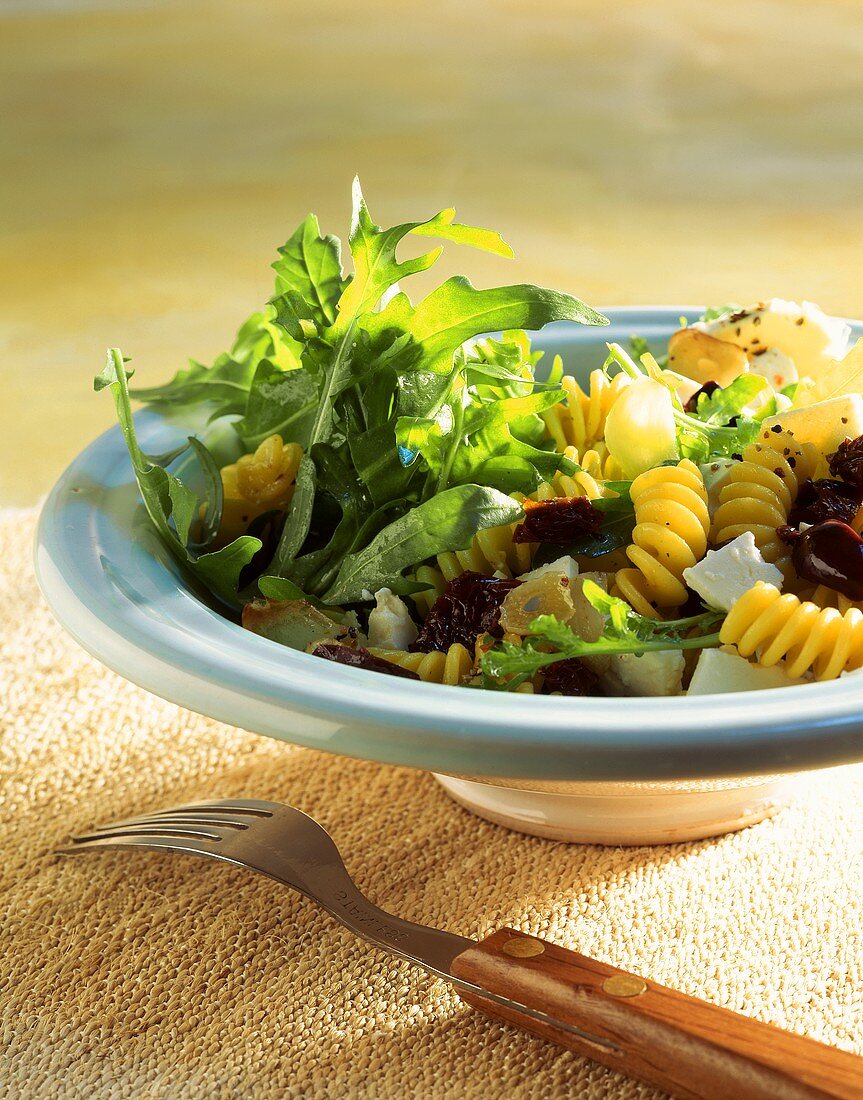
[541,657,598,696]
[789,520,863,601]
[683,380,720,414]
[787,478,862,527]
[312,644,420,679]
[829,435,863,488]
[512,496,603,545]
[411,571,520,653]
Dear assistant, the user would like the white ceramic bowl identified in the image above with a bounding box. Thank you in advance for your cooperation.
[35,309,863,843]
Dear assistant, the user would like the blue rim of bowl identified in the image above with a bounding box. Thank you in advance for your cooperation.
[34,308,863,781]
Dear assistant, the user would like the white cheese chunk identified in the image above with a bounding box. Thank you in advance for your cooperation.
[367,588,418,650]
[694,299,850,378]
[747,347,798,390]
[682,532,782,612]
[688,647,806,694]
[760,394,863,456]
[602,649,685,697]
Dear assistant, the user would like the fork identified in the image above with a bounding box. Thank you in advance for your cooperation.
[61,799,862,1100]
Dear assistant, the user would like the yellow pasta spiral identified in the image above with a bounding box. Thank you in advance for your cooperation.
[434,525,533,585]
[367,643,474,685]
[217,434,304,542]
[720,581,863,681]
[710,429,817,579]
[544,446,607,501]
[541,370,632,453]
[577,443,625,483]
[410,564,449,617]
[613,459,710,618]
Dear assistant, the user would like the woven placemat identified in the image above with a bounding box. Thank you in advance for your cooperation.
[1,509,861,1099]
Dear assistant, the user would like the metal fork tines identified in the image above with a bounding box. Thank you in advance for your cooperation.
[61,798,620,1053]
[63,799,474,981]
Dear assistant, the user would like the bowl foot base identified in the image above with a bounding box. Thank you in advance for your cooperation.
[432,773,800,845]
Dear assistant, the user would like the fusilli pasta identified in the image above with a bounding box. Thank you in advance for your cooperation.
[367,643,474,685]
[711,429,817,580]
[541,370,632,453]
[613,459,710,618]
[218,434,303,543]
[544,446,606,501]
[720,581,863,680]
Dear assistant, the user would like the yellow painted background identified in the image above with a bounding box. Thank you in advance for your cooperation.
[3,0,863,505]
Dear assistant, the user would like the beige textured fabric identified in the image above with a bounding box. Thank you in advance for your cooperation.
[1,509,862,1099]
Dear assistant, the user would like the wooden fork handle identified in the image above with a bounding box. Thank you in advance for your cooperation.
[451,929,863,1099]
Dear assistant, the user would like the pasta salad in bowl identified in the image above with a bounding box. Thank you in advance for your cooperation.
[36,182,863,841]
[96,186,863,703]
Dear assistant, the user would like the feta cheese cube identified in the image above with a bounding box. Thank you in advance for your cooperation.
[688,647,806,694]
[367,588,418,650]
[760,394,863,455]
[682,532,782,612]
[747,347,798,390]
[601,649,685,697]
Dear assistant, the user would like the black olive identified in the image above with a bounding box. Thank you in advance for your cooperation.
[791,520,863,601]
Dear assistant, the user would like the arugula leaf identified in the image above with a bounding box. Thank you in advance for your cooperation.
[130,311,301,416]
[407,276,607,374]
[481,581,723,687]
[128,352,259,419]
[186,435,224,549]
[107,183,608,610]
[284,442,372,593]
[272,454,317,574]
[397,389,567,496]
[270,290,318,341]
[272,213,346,328]
[693,374,769,426]
[332,178,511,334]
[96,350,261,608]
[698,304,740,323]
[257,575,308,601]
[464,331,543,389]
[449,390,570,492]
[323,485,523,604]
[409,210,514,257]
[233,360,318,450]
